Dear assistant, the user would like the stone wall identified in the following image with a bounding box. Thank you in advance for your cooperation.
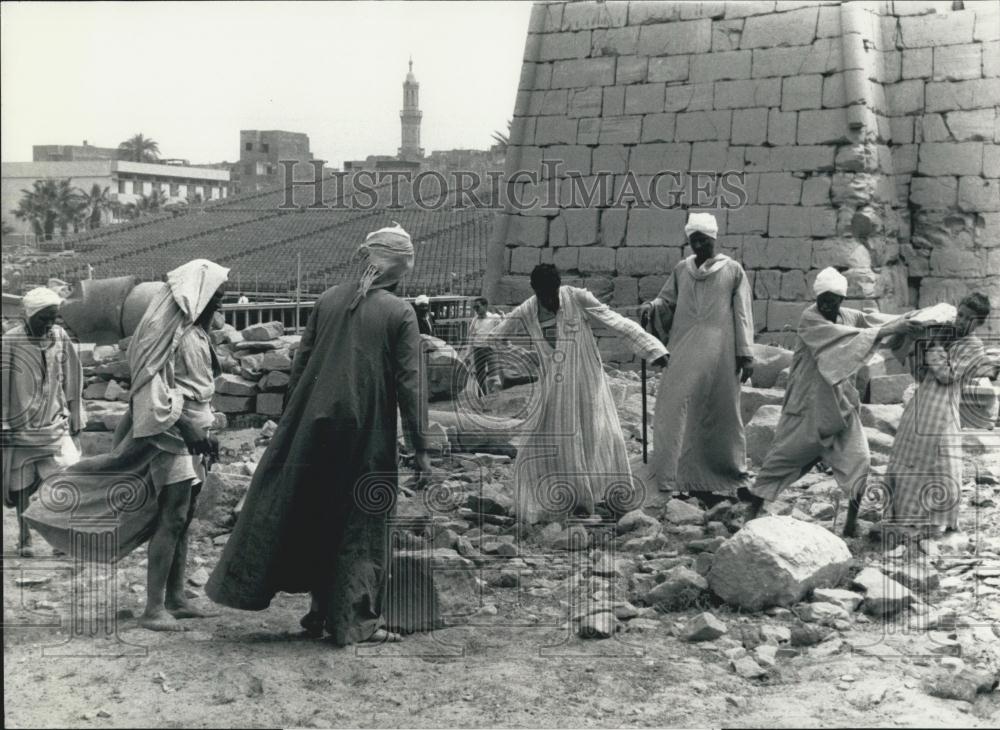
[484,0,1000,362]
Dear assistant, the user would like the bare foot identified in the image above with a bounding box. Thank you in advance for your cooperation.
[139,610,187,632]
[165,601,220,619]
[363,628,402,643]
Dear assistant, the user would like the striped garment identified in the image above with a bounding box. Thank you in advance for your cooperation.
[887,335,986,529]
[488,286,667,523]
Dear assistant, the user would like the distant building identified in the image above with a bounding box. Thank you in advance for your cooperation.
[33,141,121,162]
[399,58,424,161]
[1,160,230,235]
[236,130,317,193]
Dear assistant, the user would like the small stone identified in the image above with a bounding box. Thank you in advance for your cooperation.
[664,498,705,525]
[644,566,708,611]
[617,509,660,535]
[852,567,913,616]
[731,655,767,679]
[796,601,850,627]
[579,612,616,639]
[754,644,778,668]
[791,625,831,647]
[613,602,639,620]
[681,612,729,642]
[760,625,792,645]
[187,567,210,587]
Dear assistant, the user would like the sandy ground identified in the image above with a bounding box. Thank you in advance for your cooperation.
[4,413,1000,728]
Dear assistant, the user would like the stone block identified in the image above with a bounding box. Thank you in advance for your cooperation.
[568,87,604,117]
[767,109,797,146]
[212,394,255,414]
[918,143,983,176]
[664,82,715,111]
[899,11,975,48]
[751,37,843,78]
[728,206,769,234]
[241,320,284,342]
[723,108,765,148]
[543,145,591,176]
[925,79,1000,112]
[690,50,752,82]
[600,208,628,246]
[592,144,629,174]
[629,142,691,173]
[510,247,542,274]
[535,115,579,145]
[629,1,681,25]
[564,207,600,246]
[740,5,818,49]
[782,74,822,111]
[769,206,836,237]
[577,247,616,274]
[625,83,666,114]
[538,31,592,61]
[551,57,616,88]
[902,47,933,79]
[256,392,283,417]
[508,215,548,247]
[934,43,982,81]
[676,111,732,141]
[708,516,852,611]
[851,567,913,617]
[591,26,640,57]
[780,270,808,300]
[869,374,914,404]
[821,72,845,108]
[598,116,642,144]
[959,176,1000,212]
[691,141,728,172]
[766,301,808,333]
[986,41,1000,77]
[561,1,628,31]
[641,112,676,143]
[812,239,872,269]
[615,56,648,85]
[616,247,681,275]
[647,55,690,83]
[603,86,625,116]
[215,373,257,397]
[552,247,579,271]
[885,79,925,116]
[801,176,831,206]
[909,177,958,208]
[890,116,914,145]
[625,208,689,246]
[797,109,848,145]
[754,269,782,299]
[712,18,744,51]
[714,78,782,109]
[756,173,802,205]
[645,566,708,611]
[612,276,639,306]
[637,19,712,56]
[945,109,996,141]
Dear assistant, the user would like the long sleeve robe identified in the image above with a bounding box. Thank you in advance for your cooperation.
[207,284,427,645]
[646,254,754,495]
[488,286,666,523]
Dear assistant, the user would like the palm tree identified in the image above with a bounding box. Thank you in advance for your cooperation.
[12,179,82,240]
[118,133,160,163]
[491,119,512,151]
[120,189,169,221]
[77,183,114,230]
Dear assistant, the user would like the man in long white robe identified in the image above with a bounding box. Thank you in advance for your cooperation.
[488,264,667,524]
[745,267,921,537]
[642,212,755,496]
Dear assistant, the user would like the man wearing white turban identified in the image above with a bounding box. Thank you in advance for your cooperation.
[744,267,922,537]
[208,223,432,645]
[26,259,229,630]
[2,288,83,556]
[640,211,756,496]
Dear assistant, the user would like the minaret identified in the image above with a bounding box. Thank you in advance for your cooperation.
[399,57,424,160]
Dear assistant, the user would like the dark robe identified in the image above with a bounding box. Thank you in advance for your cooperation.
[205,284,426,645]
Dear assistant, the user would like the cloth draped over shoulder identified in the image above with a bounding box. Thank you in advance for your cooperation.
[644,254,754,494]
[23,259,228,561]
[206,284,427,644]
[2,323,84,507]
[486,286,666,523]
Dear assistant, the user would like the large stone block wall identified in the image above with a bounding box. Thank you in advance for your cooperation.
[484,0,1000,361]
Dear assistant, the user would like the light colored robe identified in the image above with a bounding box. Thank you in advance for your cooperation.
[488,286,666,523]
[647,254,754,494]
[751,305,897,502]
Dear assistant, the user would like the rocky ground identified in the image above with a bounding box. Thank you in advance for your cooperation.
[4,368,1000,728]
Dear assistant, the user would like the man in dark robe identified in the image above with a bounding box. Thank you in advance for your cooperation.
[206,222,432,645]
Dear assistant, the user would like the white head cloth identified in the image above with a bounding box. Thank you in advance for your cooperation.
[22,287,62,318]
[166,258,230,322]
[813,267,848,297]
[351,222,414,310]
[684,212,718,239]
[414,294,430,306]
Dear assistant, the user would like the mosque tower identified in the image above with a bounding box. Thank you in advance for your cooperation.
[399,57,424,160]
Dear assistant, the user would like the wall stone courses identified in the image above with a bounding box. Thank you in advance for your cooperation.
[899,10,976,48]
[676,110,733,141]
[918,142,983,176]
[740,5,819,49]
[781,74,823,111]
[648,55,690,82]
[638,19,713,56]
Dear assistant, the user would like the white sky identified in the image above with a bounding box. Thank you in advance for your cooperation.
[0,1,532,167]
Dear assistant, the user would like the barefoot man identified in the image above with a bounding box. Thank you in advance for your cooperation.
[207,222,432,645]
[26,259,229,630]
[2,287,83,556]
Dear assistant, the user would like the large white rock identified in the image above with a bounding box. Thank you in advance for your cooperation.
[749,344,794,389]
[708,516,853,611]
[740,387,786,429]
[422,335,472,402]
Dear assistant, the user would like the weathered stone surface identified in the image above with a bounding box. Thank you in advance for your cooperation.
[241,321,284,342]
[664,498,705,525]
[740,386,786,429]
[212,394,255,414]
[215,373,258,397]
[256,392,283,417]
[617,509,660,535]
[83,382,109,400]
[645,566,708,611]
[859,404,904,435]
[852,567,913,616]
[681,612,729,642]
[746,404,782,465]
[812,588,864,613]
[195,471,251,526]
[869,374,914,404]
[731,655,767,679]
[708,516,853,611]
[796,601,850,627]
[579,612,617,639]
[749,343,794,388]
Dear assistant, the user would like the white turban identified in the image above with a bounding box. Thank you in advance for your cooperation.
[684,212,718,239]
[813,267,848,297]
[166,259,231,323]
[414,294,430,306]
[351,222,415,310]
[22,287,62,318]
